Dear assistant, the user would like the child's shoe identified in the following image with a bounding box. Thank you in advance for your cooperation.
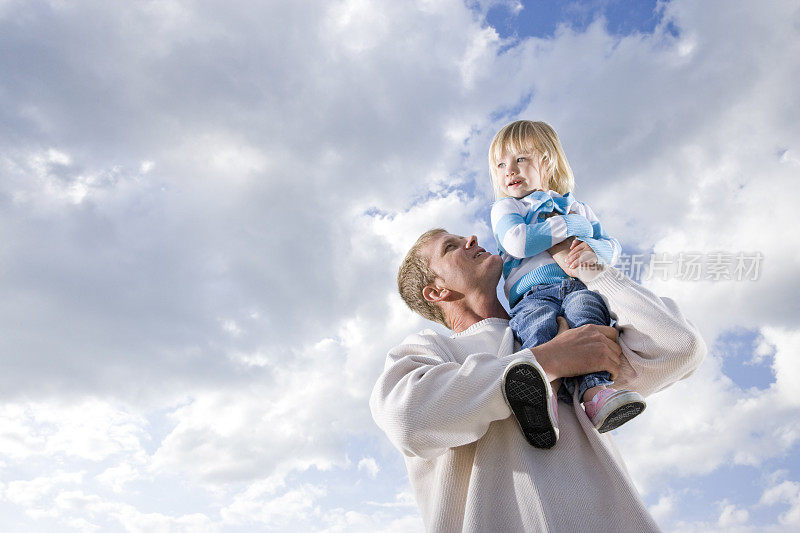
[584,388,646,433]
[503,359,559,449]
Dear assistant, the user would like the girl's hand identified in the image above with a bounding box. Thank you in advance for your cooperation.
[566,240,598,270]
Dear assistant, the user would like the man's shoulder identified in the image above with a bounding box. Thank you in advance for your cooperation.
[387,327,459,358]
[397,328,449,348]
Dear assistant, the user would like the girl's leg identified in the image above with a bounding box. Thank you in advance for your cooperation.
[562,283,614,400]
[509,285,563,351]
[562,281,647,432]
[510,285,569,404]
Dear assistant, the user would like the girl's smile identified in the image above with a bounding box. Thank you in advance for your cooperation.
[496,152,545,198]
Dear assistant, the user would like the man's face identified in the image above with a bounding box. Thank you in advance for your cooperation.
[422,232,502,296]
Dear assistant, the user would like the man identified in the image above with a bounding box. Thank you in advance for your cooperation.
[370,229,705,532]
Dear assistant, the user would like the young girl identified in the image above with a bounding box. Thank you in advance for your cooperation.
[490,120,645,446]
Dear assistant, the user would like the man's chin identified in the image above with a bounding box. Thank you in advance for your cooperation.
[487,254,504,280]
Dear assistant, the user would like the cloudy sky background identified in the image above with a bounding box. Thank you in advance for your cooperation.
[1,0,799,531]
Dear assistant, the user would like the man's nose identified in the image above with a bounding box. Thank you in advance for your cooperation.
[465,235,478,248]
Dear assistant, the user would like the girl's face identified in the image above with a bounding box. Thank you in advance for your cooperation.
[495,150,544,198]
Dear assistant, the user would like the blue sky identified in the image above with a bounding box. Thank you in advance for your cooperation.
[1,0,799,531]
[485,0,664,39]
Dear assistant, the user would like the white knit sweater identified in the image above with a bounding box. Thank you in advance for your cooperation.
[370,268,705,532]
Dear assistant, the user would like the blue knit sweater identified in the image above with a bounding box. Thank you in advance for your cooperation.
[491,190,621,307]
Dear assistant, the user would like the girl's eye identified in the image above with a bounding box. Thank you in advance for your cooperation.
[497,162,505,168]
[517,157,526,163]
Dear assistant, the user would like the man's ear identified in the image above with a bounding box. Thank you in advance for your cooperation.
[422,283,450,303]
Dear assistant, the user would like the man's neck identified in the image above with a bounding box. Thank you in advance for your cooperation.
[448,294,510,333]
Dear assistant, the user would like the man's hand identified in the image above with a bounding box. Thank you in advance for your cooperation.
[530,319,622,381]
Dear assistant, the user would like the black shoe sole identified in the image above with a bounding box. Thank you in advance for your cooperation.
[597,401,646,433]
[503,362,558,449]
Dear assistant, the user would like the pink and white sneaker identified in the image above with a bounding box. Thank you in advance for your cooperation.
[584,388,646,433]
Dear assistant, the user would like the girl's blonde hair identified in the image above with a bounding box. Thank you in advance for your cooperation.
[488,120,575,200]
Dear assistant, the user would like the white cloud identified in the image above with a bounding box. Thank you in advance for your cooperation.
[0,0,799,530]
[615,327,800,493]
[221,480,325,527]
[648,491,677,524]
[150,327,383,484]
[364,191,492,258]
[2,471,85,510]
[718,500,749,528]
[0,400,147,461]
[357,457,380,478]
[3,478,218,532]
[366,489,418,509]
[322,0,391,54]
[319,510,424,533]
[760,480,800,526]
[764,327,800,408]
[95,462,142,494]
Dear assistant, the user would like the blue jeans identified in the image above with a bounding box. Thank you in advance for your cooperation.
[509,278,613,403]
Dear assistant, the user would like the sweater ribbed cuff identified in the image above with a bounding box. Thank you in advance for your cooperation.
[563,214,593,238]
[500,349,557,384]
[583,266,631,295]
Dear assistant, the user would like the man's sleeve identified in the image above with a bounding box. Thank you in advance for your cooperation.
[492,197,594,260]
[369,332,533,459]
[582,268,706,396]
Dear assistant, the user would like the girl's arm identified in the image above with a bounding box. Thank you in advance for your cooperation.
[491,197,594,259]
[568,202,621,265]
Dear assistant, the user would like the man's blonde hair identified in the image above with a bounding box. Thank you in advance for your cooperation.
[397,228,449,328]
[488,120,575,200]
